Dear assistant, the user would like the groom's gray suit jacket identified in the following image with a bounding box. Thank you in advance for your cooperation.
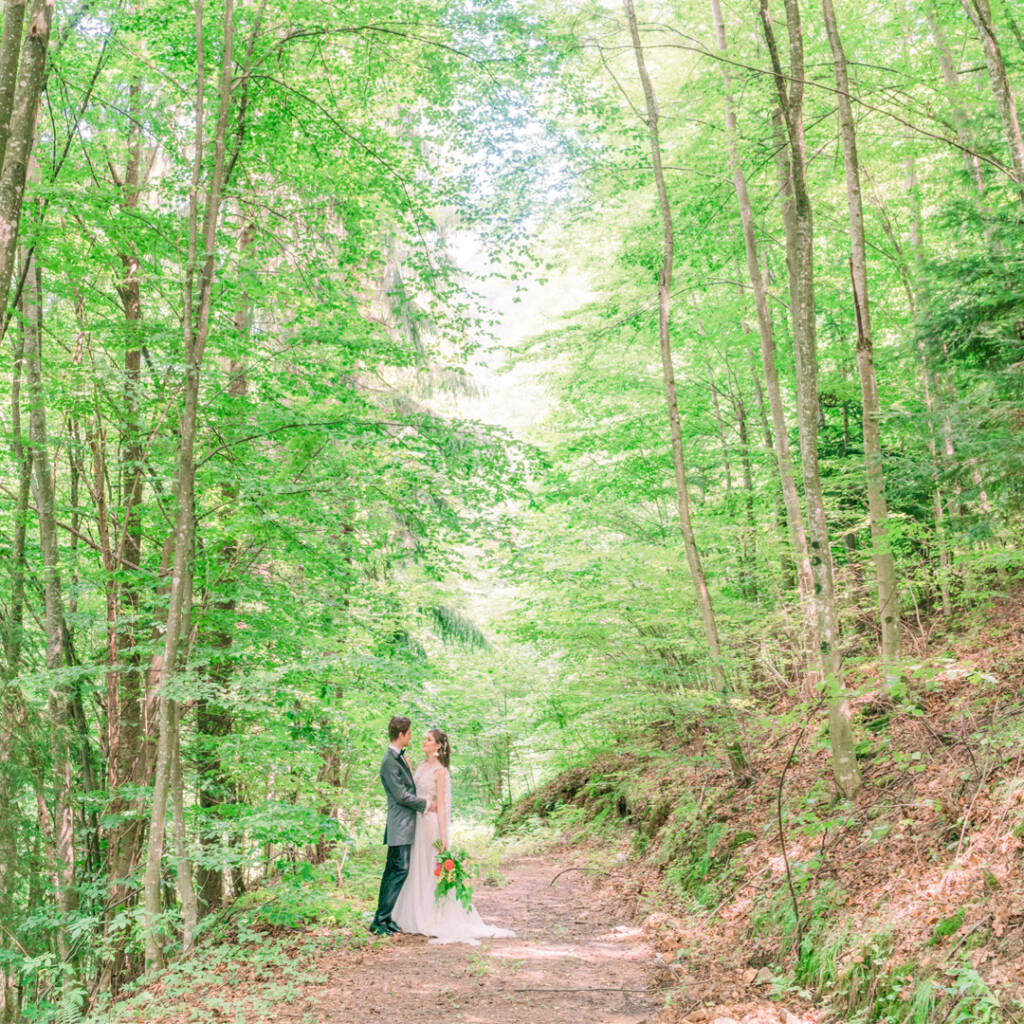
[380,747,427,846]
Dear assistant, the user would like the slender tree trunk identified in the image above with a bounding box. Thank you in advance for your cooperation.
[711,0,819,690]
[143,0,236,971]
[0,299,31,972]
[759,0,861,797]
[189,0,268,894]
[749,342,793,593]
[2,290,31,1013]
[170,563,198,953]
[3,313,30,673]
[99,77,149,997]
[0,0,54,342]
[959,0,1024,201]
[196,217,255,909]
[708,370,734,495]
[821,0,901,669]
[926,2,993,223]
[731,384,757,599]
[23,253,78,971]
[903,158,953,616]
[624,0,747,780]
[0,0,27,173]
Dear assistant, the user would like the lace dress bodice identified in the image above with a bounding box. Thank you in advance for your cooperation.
[412,760,440,802]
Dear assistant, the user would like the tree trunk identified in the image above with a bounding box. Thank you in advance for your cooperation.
[821,0,901,670]
[0,286,31,991]
[2,301,30,675]
[926,2,993,224]
[99,76,150,997]
[23,253,78,970]
[170,672,198,953]
[711,0,819,690]
[197,218,255,910]
[624,0,748,780]
[759,0,862,797]
[731,384,758,599]
[707,369,734,495]
[143,0,236,971]
[0,0,26,173]
[0,0,54,343]
[959,0,1024,202]
[903,157,953,616]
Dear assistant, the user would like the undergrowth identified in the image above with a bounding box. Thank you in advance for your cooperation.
[500,602,1024,1023]
[88,858,379,1024]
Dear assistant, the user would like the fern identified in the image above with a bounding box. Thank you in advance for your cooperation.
[425,605,490,650]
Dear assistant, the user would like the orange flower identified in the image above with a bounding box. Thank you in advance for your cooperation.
[443,859,455,872]
[434,865,442,877]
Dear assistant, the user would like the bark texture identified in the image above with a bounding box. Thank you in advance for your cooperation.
[821,0,901,668]
[711,0,819,691]
[759,0,862,797]
[959,0,1024,201]
[0,0,53,337]
[23,254,77,968]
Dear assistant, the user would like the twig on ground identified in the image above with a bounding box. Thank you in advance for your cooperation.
[953,783,986,864]
[549,866,612,887]
[945,915,990,960]
[936,990,967,1024]
[702,864,771,920]
[513,986,650,994]
[777,724,806,956]
[988,749,1024,838]
[695,777,709,811]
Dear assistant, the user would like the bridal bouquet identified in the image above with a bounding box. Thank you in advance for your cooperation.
[433,840,475,911]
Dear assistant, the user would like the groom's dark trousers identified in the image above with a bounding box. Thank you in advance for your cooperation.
[372,844,411,931]
[371,746,426,933]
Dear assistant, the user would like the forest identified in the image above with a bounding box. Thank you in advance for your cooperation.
[0,0,1022,1021]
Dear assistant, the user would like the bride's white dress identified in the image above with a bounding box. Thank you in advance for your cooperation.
[392,760,515,945]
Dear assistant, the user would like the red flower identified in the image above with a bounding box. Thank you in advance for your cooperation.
[443,859,455,872]
[434,865,442,877]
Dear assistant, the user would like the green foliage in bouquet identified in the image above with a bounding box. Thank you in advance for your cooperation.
[433,840,476,911]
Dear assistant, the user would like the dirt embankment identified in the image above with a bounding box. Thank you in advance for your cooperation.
[501,591,1024,1022]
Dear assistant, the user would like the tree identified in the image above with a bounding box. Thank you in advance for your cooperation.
[821,0,901,669]
[758,0,861,797]
[624,0,747,781]
[709,0,819,693]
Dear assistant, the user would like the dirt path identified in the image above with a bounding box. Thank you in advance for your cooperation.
[289,856,658,1024]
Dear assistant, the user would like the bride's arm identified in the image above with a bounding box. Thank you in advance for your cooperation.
[435,767,449,849]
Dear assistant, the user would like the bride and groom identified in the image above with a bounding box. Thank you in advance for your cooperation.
[369,715,514,945]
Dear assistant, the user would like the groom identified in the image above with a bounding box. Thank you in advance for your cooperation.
[369,715,436,935]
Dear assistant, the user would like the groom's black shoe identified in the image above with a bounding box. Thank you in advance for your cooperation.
[368,924,391,936]
[385,922,401,934]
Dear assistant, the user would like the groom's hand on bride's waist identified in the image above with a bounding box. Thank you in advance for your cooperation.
[427,799,437,812]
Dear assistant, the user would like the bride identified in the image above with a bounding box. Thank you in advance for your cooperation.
[391,728,515,945]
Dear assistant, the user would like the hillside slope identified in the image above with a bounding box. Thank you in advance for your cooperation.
[501,591,1024,1023]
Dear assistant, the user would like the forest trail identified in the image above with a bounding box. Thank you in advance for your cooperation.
[288,856,657,1024]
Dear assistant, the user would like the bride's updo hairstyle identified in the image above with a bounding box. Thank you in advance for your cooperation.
[428,728,451,768]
